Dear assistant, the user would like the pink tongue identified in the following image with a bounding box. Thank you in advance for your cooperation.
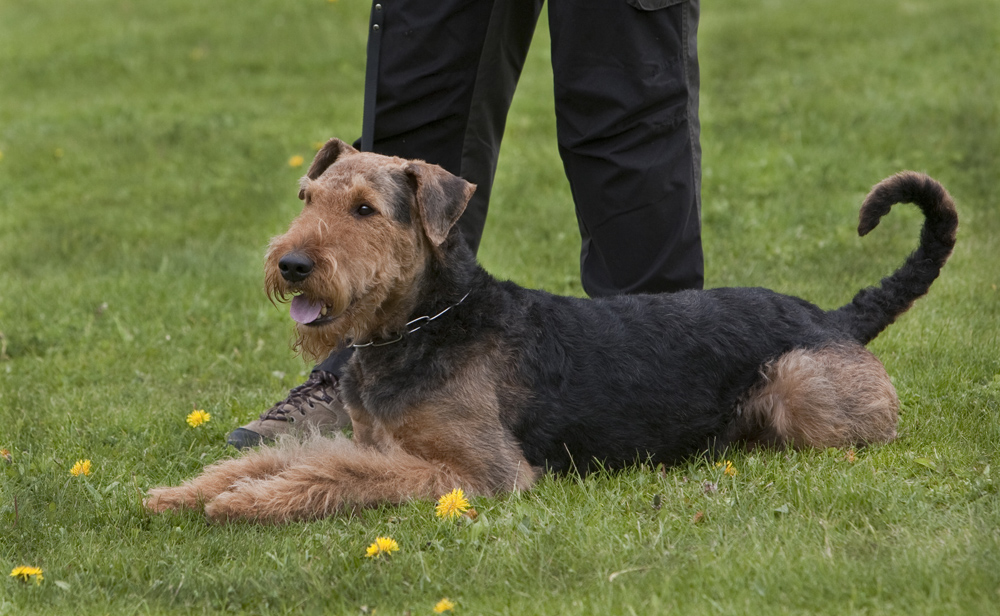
[290,296,324,324]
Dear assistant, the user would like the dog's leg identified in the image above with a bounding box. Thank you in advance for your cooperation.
[144,441,310,513]
[202,436,469,523]
[738,343,899,448]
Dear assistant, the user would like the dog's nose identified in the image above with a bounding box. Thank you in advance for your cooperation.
[278,251,315,282]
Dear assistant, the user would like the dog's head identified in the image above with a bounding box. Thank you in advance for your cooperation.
[264,138,476,359]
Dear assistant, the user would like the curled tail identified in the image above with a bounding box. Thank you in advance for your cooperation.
[831,171,958,344]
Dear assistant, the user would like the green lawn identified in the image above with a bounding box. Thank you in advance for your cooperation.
[1,0,998,614]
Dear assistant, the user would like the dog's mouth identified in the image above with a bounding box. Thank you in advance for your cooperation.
[289,295,338,327]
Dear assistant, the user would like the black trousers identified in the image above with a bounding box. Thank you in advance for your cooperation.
[321,0,703,376]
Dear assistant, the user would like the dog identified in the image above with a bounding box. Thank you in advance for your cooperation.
[146,138,957,523]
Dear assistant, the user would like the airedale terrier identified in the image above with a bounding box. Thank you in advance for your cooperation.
[146,138,957,523]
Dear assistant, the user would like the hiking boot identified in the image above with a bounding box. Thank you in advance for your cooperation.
[226,370,351,449]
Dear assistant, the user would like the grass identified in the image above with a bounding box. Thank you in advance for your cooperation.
[1,0,998,613]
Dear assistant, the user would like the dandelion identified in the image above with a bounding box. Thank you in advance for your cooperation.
[10,566,44,585]
[435,488,471,521]
[433,597,455,613]
[715,460,737,477]
[70,459,92,477]
[364,536,399,558]
[288,155,305,167]
[186,409,211,428]
[1,448,11,464]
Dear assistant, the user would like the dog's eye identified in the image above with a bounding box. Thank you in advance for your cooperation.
[355,203,376,217]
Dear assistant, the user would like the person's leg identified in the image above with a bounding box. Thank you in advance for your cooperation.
[549,0,703,297]
[230,0,543,448]
[362,0,543,253]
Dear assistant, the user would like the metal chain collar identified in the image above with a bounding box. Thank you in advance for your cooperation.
[351,291,471,348]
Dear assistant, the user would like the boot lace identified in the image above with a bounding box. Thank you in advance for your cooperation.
[259,371,340,423]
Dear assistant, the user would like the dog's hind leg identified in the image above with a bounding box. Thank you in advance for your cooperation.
[737,343,899,449]
[201,436,471,523]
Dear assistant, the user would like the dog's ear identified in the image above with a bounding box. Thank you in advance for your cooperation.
[298,138,358,200]
[405,162,476,247]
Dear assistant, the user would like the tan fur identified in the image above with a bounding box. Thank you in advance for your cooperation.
[379,351,536,494]
[264,153,433,359]
[148,435,466,523]
[146,351,534,523]
[145,443,312,513]
[147,142,531,522]
[737,344,899,448]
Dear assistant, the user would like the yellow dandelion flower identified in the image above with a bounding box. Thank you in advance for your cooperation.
[10,566,44,585]
[1,448,11,464]
[434,597,455,613]
[364,536,399,558]
[186,409,211,428]
[70,459,92,477]
[435,488,470,521]
[288,155,305,167]
[715,460,737,477]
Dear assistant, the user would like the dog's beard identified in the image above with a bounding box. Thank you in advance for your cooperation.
[274,267,411,361]
[263,230,429,361]
[264,257,353,359]
[293,295,386,360]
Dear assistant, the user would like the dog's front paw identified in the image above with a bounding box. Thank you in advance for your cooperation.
[144,486,207,514]
[204,489,304,525]
[203,489,271,524]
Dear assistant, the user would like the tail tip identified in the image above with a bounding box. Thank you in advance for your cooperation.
[857,171,955,237]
